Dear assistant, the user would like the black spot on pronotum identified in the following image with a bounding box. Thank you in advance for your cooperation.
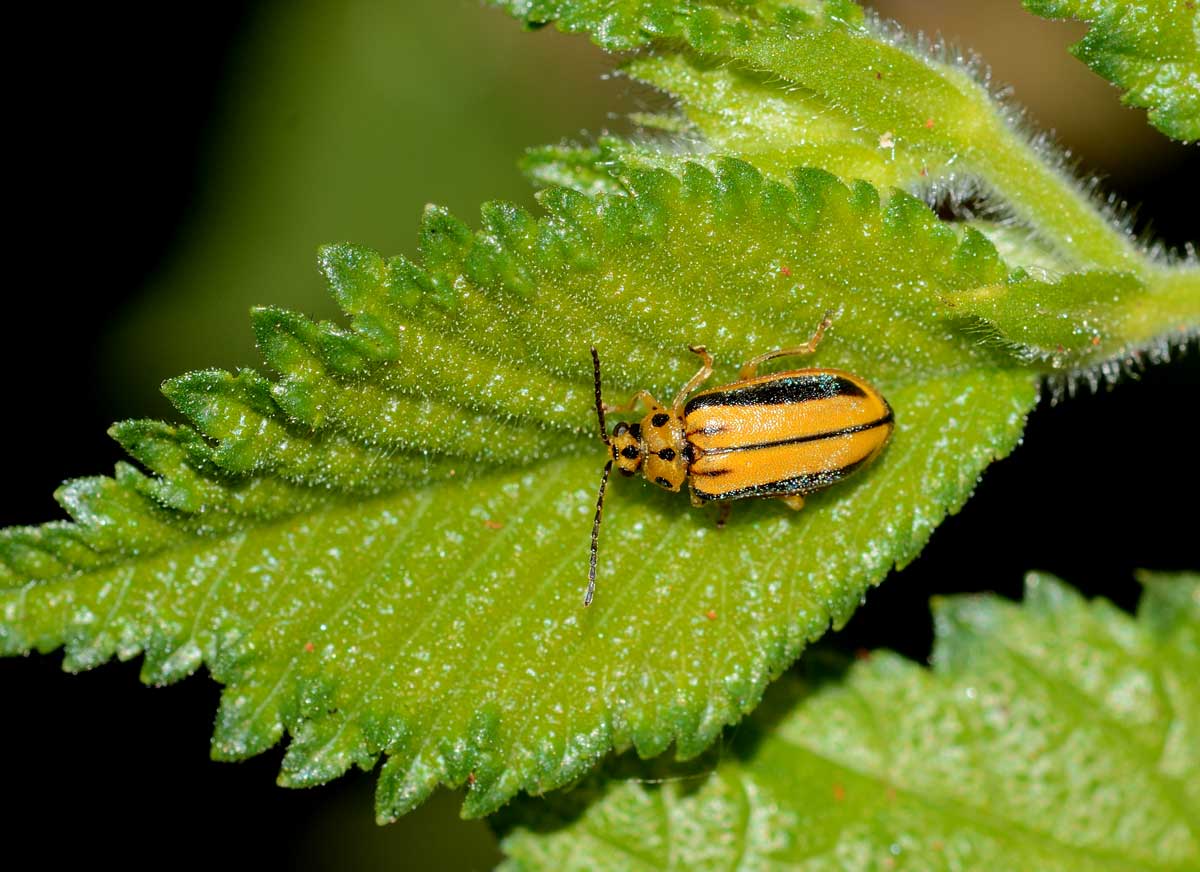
[656,476,672,487]
[619,468,635,478]
[652,413,670,427]
[628,422,642,438]
[659,448,676,461]
[621,445,641,460]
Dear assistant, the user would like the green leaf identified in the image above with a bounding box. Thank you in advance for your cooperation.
[2,162,1043,820]
[942,268,1200,372]
[498,573,1200,870]
[503,0,1200,387]
[618,49,926,192]
[1023,0,1200,143]
[497,0,1200,292]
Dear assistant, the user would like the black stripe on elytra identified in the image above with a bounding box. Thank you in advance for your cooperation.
[685,373,866,413]
[696,410,894,457]
[692,455,875,501]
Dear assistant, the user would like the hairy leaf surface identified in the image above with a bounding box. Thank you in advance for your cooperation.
[506,0,1200,382]
[2,162,1044,819]
[499,574,1200,869]
[1024,0,1200,142]
[499,0,1162,273]
[942,266,1200,373]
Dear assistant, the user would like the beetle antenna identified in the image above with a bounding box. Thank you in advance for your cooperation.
[591,347,609,446]
[584,459,613,607]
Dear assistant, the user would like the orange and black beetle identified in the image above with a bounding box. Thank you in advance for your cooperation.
[586,313,893,605]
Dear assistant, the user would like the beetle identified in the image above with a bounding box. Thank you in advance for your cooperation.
[585,313,893,605]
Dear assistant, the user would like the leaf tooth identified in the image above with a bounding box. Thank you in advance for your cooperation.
[480,201,539,254]
[435,704,504,788]
[318,242,388,318]
[375,749,443,824]
[537,183,600,225]
[757,177,799,222]
[788,166,848,230]
[681,161,721,208]
[386,253,444,312]
[630,714,674,760]
[713,156,765,218]
[951,226,1006,286]
[1135,572,1200,635]
[621,161,681,199]
[462,764,526,819]
[537,197,604,273]
[668,702,712,760]
[882,188,952,247]
[847,177,881,214]
[419,204,473,270]
[1021,570,1087,616]
[468,205,538,299]
[211,677,288,761]
[279,711,377,788]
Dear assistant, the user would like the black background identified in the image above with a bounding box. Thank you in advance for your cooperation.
[3,4,1197,868]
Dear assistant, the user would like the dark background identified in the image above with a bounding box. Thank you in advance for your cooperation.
[3,2,1196,869]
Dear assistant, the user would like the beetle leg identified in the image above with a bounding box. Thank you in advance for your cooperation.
[673,345,715,412]
[689,488,705,508]
[715,502,732,528]
[738,310,835,380]
[603,390,659,415]
[778,495,805,512]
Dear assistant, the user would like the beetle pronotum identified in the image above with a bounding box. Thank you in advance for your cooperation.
[586,313,894,605]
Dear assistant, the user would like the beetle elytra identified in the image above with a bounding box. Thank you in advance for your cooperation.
[586,313,894,606]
